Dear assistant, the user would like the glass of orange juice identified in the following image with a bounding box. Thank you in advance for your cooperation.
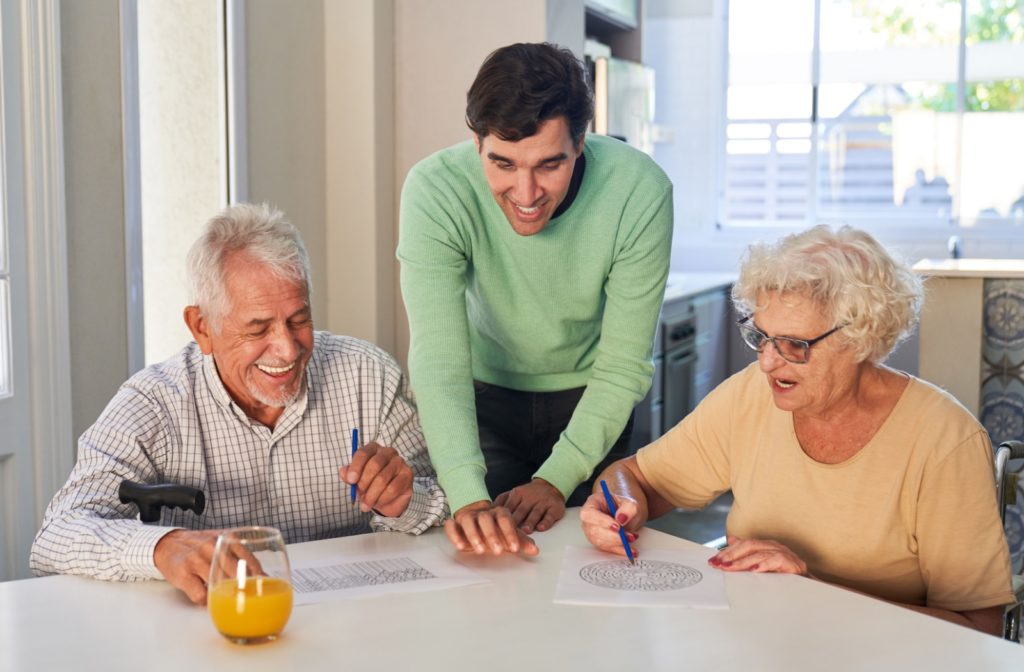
[207,526,293,644]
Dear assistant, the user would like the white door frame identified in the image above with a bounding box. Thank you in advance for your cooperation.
[0,0,73,581]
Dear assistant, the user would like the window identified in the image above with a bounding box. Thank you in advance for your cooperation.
[723,0,1024,228]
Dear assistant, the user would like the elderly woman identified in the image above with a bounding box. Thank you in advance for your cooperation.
[582,225,1014,634]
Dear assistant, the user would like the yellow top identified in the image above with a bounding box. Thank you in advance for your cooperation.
[638,364,1014,611]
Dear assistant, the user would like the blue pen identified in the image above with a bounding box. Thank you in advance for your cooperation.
[599,479,636,565]
[350,428,359,502]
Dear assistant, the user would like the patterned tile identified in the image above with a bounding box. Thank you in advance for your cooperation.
[982,279,1024,571]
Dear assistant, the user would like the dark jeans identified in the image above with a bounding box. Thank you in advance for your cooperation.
[474,381,635,507]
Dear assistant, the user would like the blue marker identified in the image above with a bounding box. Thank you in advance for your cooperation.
[350,428,359,502]
[599,479,636,565]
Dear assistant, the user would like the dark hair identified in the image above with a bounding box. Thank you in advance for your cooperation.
[466,42,594,146]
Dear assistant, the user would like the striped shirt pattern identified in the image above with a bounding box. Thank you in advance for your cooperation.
[31,331,448,581]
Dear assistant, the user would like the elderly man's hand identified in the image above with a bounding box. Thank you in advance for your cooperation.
[493,478,565,534]
[709,535,810,575]
[340,442,414,518]
[444,501,539,557]
[580,490,640,558]
[154,529,223,604]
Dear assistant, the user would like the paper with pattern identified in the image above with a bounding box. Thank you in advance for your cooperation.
[290,547,486,605]
[554,546,729,608]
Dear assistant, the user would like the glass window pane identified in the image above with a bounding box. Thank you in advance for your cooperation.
[960,0,1024,222]
[725,0,814,223]
[817,0,960,220]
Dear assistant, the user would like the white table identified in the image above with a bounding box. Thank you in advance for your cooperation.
[3,510,1023,671]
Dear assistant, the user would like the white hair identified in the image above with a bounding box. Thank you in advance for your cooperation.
[186,203,312,332]
[732,225,923,364]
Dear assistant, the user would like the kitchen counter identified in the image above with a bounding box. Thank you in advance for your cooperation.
[664,272,736,302]
[912,258,1024,278]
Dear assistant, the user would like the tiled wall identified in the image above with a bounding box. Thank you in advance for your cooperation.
[980,279,1024,572]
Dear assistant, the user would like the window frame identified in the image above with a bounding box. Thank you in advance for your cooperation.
[718,0,1023,236]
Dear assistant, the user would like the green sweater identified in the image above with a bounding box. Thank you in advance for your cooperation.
[398,134,673,512]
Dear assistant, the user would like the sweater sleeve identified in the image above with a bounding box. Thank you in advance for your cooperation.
[397,165,490,512]
[534,184,674,497]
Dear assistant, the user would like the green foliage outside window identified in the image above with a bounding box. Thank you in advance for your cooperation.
[851,0,1024,112]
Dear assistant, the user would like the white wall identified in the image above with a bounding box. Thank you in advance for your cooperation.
[61,0,130,441]
[323,0,395,350]
[137,0,224,365]
[245,0,327,326]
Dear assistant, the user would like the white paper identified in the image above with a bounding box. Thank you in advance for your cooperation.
[553,546,729,609]
[289,547,487,605]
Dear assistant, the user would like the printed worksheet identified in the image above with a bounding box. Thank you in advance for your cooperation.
[290,547,487,605]
[553,546,729,608]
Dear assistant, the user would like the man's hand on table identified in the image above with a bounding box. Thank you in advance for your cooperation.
[493,478,566,534]
[340,442,414,518]
[154,529,223,605]
[444,501,540,556]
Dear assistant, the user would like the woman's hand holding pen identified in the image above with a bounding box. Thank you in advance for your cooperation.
[580,489,644,559]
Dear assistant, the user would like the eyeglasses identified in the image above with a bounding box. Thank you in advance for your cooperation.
[737,316,843,364]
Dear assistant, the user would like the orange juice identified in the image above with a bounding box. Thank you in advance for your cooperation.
[208,576,293,641]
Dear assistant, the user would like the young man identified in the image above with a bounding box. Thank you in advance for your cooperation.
[398,43,673,557]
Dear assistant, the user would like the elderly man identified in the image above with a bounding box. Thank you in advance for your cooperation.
[32,203,447,604]
[398,43,672,557]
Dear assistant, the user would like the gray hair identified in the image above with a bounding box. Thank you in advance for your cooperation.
[732,225,923,364]
[186,203,312,332]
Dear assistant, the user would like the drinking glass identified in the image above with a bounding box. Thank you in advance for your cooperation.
[207,526,293,644]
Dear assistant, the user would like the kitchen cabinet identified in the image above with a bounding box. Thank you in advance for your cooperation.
[630,273,735,451]
[585,0,644,62]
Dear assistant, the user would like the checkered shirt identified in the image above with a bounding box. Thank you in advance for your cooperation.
[30,331,448,581]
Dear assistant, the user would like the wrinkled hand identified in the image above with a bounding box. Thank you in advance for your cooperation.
[340,442,414,518]
[709,535,809,575]
[493,478,565,534]
[153,529,223,604]
[579,491,641,558]
[444,500,539,557]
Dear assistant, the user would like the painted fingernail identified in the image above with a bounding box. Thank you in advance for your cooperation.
[720,560,732,567]
[750,563,760,571]
[610,523,619,532]
[709,557,721,566]
[616,513,627,524]
[626,532,637,542]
